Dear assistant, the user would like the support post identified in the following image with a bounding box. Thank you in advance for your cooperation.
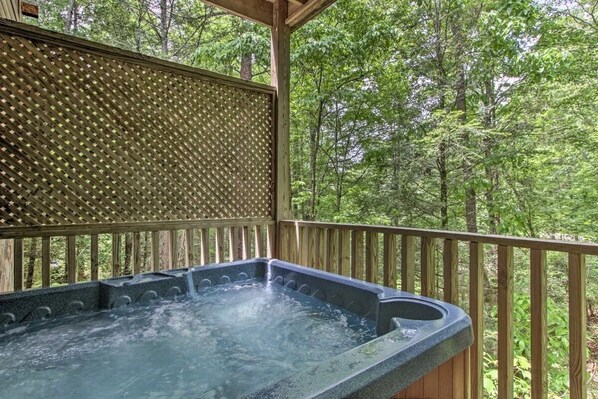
[271,0,291,258]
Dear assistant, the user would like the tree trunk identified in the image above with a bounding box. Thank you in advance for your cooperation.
[482,79,500,234]
[159,0,171,56]
[66,0,78,33]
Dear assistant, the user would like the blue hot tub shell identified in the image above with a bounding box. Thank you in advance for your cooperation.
[0,259,472,398]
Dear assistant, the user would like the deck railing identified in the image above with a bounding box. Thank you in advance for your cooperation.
[278,220,598,399]
[0,219,274,292]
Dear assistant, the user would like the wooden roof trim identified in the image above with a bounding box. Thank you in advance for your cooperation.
[202,0,273,26]
[286,0,336,30]
[21,2,38,18]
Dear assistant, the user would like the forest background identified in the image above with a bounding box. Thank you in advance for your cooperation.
[13,0,598,396]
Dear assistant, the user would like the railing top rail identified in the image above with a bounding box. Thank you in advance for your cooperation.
[283,220,598,256]
[0,19,276,95]
[0,218,275,239]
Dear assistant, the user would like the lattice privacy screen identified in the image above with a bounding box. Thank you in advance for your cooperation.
[0,24,275,228]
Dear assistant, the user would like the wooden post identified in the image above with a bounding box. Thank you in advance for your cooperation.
[469,242,484,399]
[569,252,587,399]
[0,239,14,292]
[443,239,459,304]
[401,236,415,293]
[365,232,378,284]
[383,233,396,288]
[421,237,436,298]
[530,249,547,399]
[498,245,514,399]
[90,235,99,280]
[339,229,351,276]
[42,237,51,287]
[0,0,22,22]
[351,231,364,280]
[272,0,291,258]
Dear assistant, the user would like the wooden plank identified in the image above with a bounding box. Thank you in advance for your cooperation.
[421,237,436,298]
[241,226,250,260]
[200,228,209,265]
[438,358,454,398]
[254,225,263,258]
[266,224,275,258]
[90,234,99,281]
[326,228,339,274]
[21,2,39,18]
[281,221,598,256]
[316,228,328,270]
[289,225,299,263]
[279,224,290,261]
[112,234,121,278]
[41,237,50,287]
[351,230,364,280]
[66,235,77,284]
[0,239,14,292]
[132,232,141,274]
[453,349,466,398]
[497,245,514,399]
[339,229,351,276]
[530,249,547,399]
[404,378,423,399]
[151,231,160,272]
[215,228,225,263]
[300,226,310,265]
[13,238,23,291]
[286,0,337,30]
[0,218,275,240]
[170,230,178,268]
[185,229,194,266]
[202,0,273,26]
[309,227,318,268]
[569,252,587,399]
[383,233,397,288]
[443,239,459,304]
[272,0,292,223]
[365,232,378,284]
[469,242,484,399]
[422,366,439,399]
[228,227,239,262]
[401,235,415,293]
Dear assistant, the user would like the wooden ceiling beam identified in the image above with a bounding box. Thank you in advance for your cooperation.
[202,0,273,26]
[286,0,336,31]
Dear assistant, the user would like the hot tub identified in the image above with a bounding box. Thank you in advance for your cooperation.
[0,259,472,398]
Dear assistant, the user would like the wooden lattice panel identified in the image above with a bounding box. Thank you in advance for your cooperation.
[0,25,274,229]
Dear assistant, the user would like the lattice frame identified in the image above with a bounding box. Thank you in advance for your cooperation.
[0,21,275,231]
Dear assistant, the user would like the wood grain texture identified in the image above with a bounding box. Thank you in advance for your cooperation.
[90,234,99,280]
[421,237,436,298]
[316,228,328,270]
[286,0,337,30]
[365,232,378,284]
[469,242,484,399]
[401,235,415,293]
[215,228,225,263]
[326,228,338,274]
[498,245,514,399]
[383,233,397,288]
[185,229,194,266]
[351,230,364,280]
[111,234,121,277]
[339,229,351,277]
[569,252,587,399]
[0,239,14,292]
[443,239,459,304]
[151,232,160,272]
[530,249,547,399]
[254,225,263,258]
[41,237,50,287]
[202,0,273,26]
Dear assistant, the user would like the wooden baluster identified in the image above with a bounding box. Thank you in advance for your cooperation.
[443,239,459,304]
[215,228,225,263]
[351,231,365,280]
[151,231,160,272]
[279,224,289,261]
[111,234,120,278]
[228,227,239,262]
[339,229,351,277]
[132,232,141,274]
[530,249,547,399]
[42,237,51,287]
[200,228,209,265]
[421,237,436,298]
[289,225,299,264]
[317,228,328,270]
[569,252,587,399]
[365,232,378,284]
[241,226,250,260]
[498,245,514,399]
[469,242,484,399]
[383,233,397,288]
[184,229,194,267]
[13,238,23,291]
[67,236,77,283]
[327,229,339,274]
[401,236,415,293]
[309,227,318,268]
[266,224,275,258]
[254,225,263,258]
[170,230,178,268]
[90,235,99,280]
[300,226,310,266]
